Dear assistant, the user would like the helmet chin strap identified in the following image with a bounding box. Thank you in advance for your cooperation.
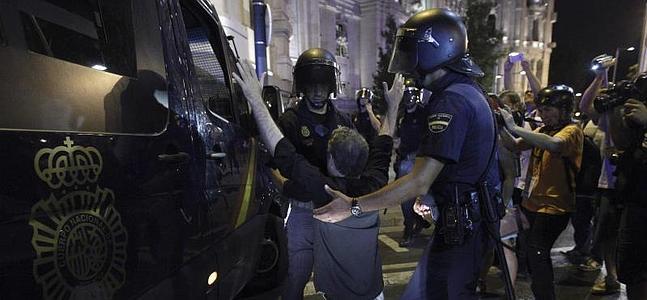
[304,96,328,113]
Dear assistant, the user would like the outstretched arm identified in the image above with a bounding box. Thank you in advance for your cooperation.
[520,60,541,96]
[232,60,283,156]
[580,72,607,122]
[503,60,514,91]
[314,156,444,223]
[500,108,564,153]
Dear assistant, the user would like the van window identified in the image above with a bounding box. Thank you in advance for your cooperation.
[0,0,168,134]
[182,8,235,122]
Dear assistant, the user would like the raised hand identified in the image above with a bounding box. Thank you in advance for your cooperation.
[232,60,265,109]
[383,73,405,112]
[498,108,517,131]
[313,185,353,223]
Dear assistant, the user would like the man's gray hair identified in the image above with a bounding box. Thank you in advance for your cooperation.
[328,127,369,177]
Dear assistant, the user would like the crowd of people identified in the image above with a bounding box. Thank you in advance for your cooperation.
[232,7,647,300]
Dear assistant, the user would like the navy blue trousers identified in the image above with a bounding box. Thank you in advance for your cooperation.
[402,222,491,300]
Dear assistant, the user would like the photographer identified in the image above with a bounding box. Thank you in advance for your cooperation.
[499,85,583,300]
[354,88,381,143]
[579,55,647,299]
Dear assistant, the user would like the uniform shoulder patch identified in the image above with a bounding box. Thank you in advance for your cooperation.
[428,113,453,133]
[300,125,311,137]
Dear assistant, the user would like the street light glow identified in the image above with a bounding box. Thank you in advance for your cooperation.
[520,71,526,75]
[495,75,502,79]
[575,92,582,97]
[92,64,107,71]
[627,47,636,52]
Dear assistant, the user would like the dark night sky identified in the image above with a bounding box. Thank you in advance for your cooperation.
[549,0,645,93]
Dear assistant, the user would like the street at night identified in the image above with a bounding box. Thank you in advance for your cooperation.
[1,0,647,299]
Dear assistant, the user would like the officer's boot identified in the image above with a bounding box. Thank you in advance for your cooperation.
[399,225,415,247]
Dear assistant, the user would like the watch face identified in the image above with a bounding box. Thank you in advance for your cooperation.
[351,206,362,217]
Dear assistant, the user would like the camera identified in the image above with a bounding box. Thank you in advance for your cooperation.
[508,52,524,63]
[591,54,616,71]
[594,80,647,113]
[403,87,421,109]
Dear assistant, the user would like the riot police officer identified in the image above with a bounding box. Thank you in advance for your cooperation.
[314,9,505,299]
[395,80,431,247]
[354,88,381,143]
[277,48,354,300]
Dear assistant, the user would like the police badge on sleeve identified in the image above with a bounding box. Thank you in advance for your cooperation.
[428,113,453,133]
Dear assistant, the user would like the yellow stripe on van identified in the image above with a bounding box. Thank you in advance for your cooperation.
[235,139,257,228]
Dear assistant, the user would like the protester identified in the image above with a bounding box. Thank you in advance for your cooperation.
[274,48,355,300]
[500,85,583,300]
[234,59,405,299]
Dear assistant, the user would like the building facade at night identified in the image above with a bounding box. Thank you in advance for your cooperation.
[210,0,556,107]
[416,0,556,93]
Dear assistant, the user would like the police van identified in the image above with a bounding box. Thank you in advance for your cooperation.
[0,0,287,298]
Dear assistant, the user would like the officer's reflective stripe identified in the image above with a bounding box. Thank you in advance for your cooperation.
[235,139,258,228]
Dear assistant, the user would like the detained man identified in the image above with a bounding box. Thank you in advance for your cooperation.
[233,60,405,300]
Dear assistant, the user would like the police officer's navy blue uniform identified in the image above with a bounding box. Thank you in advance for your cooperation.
[402,71,501,300]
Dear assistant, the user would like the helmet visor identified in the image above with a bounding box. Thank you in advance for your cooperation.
[294,65,337,94]
[388,36,419,75]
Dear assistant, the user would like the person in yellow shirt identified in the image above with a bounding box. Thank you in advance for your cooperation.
[499,85,583,300]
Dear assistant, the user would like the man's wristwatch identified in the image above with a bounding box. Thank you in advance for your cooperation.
[350,198,362,217]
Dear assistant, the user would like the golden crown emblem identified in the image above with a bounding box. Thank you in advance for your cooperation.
[34,137,103,189]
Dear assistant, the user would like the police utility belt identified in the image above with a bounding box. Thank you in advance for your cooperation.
[290,199,314,210]
[432,183,504,246]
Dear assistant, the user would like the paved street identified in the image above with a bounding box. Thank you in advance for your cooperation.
[304,208,628,300]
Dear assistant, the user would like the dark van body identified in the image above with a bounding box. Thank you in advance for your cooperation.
[0,0,286,299]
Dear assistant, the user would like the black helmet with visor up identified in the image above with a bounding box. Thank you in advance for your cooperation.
[293,48,340,109]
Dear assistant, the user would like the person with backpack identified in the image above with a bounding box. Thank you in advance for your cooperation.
[499,85,584,300]
[576,62,624,295]
[562,119,602,265]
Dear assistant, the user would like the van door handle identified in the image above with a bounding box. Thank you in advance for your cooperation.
[208,152,227,160]
[157,152,191,163]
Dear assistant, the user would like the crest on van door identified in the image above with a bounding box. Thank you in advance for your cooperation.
[30,137,127,299]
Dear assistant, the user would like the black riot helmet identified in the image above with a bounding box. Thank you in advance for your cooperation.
[536,84,575,115]
[293,48,340,109]
[388,8,483,78]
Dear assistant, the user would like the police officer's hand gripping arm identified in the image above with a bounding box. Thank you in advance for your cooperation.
[314,76,444,223]
[232,60,284,155]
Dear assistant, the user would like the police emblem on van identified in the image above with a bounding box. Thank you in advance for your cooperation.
[428,113,453,133]
[30,137,127,299]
